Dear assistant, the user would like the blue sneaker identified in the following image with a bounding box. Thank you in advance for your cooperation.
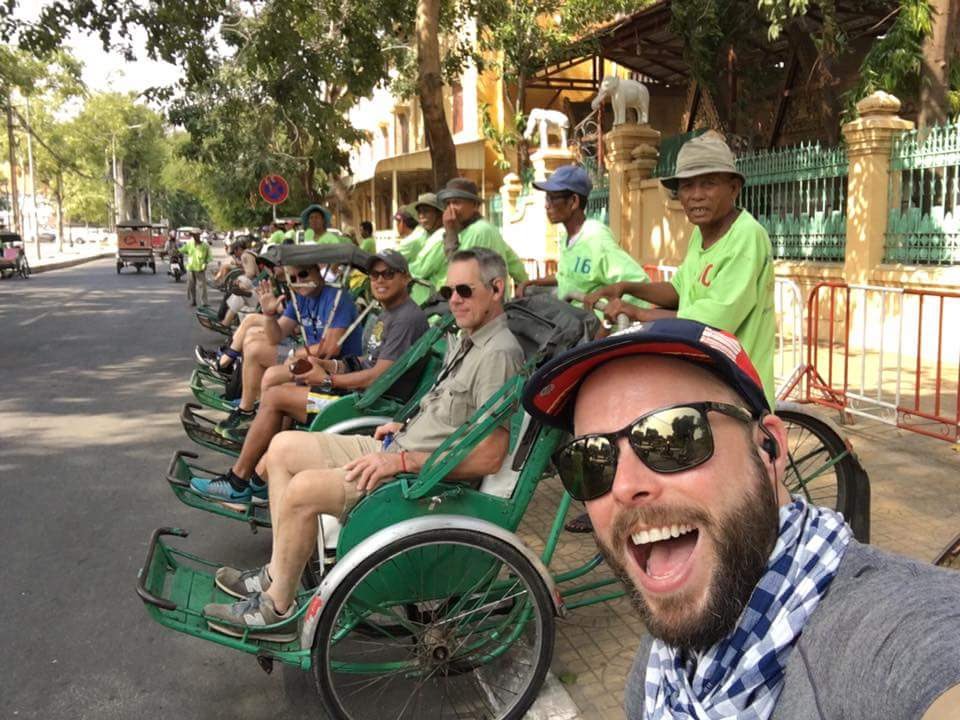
[190,474,252,502]
[249,479,269,505]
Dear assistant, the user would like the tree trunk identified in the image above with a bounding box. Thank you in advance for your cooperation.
[56,170,64,252]
[6,92,20,234]
[416,0,458,188]
[516,72,531,181]
[918,0,958,131]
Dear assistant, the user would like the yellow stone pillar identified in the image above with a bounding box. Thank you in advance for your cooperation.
[604,124,661,247]
[624,139,661,259]
[841,91,913,284]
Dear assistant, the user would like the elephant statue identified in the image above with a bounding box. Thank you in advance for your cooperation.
[591,76,650,126]
[523,108,570,150]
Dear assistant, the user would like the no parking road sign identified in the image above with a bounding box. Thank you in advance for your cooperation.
[259,174,289,205]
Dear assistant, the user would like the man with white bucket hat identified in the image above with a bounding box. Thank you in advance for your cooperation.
[585,130,776,409]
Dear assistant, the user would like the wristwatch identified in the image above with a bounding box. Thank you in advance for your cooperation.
[316,377,334,393]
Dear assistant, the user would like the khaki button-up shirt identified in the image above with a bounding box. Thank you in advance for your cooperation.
[395,313,524,453]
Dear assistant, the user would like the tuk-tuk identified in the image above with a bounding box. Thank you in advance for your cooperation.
[151,223,169,257]
[116,220,156,274]
[0,231,30,279]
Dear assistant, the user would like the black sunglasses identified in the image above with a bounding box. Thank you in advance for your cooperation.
[553,402,754,501]
[369,268,398,280]
[440,283,478,300]
[287,269,313,282]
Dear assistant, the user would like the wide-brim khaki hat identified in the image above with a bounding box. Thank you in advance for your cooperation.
[660,130,745,191]
[437,177,482,204]
[414,193,443,212]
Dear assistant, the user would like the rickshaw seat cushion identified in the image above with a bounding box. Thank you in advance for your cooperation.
[3,247,18,260]
[381,352,433,405]
[479,412,533,498]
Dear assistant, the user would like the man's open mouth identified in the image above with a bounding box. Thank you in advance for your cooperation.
[626,523,700,592]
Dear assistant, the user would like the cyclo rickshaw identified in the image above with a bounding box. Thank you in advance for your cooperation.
[0,231,30,279]
[116,220,157,274]
[139,286,871,719]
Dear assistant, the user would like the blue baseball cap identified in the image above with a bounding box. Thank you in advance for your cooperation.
[522,318,770,431]
[533,165,592,197]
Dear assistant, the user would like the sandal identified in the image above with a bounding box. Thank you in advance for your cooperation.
[564,512,594,533]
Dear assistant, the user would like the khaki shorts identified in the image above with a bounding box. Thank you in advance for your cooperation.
[296,432,385,521]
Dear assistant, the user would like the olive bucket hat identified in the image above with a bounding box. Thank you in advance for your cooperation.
[660,130,745,192]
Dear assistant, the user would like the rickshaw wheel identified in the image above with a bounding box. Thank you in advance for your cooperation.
[150,262,156,274]
[116,262,122,274]
[778,408,869,542]
[313,528,555,720]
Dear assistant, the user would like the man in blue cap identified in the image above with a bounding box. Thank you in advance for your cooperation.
[519,164,650,305]
[522,163,651,533]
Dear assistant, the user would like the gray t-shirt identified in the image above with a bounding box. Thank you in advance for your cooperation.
[625,540,960,719]
[363,297,429,367]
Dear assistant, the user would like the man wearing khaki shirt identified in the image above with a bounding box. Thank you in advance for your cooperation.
[202,247,525,641]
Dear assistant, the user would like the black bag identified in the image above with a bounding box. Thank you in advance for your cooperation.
[505,294,601,362]
[224,361,243,401]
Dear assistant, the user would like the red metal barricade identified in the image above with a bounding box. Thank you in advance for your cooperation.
[791,282,960,443]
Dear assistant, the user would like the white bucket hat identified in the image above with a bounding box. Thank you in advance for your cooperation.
[660,130,745,191]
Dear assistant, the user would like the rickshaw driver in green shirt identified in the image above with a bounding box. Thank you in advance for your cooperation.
[396,194,442,262]
[517,164,651,307]
[409,177,528,293]
[300,204,339,244]
[584,131,777,410]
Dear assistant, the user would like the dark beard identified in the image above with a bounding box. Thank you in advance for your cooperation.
[597,448,779,653]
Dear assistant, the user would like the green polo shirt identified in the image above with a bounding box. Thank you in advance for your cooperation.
[671,209,776,407]
[360,236,377,254]
[556,219,651,303]
[396,226,429,262]
[408,218,529,290]
[265,230,285,245]
[305,229,341,245]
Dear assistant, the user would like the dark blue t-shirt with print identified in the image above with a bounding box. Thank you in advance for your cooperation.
[282,285,363,356]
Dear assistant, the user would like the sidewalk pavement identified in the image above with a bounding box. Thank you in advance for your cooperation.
[517,406,959,719]
[29,240,116,272]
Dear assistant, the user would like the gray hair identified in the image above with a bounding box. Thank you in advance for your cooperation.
[450,247,507,286]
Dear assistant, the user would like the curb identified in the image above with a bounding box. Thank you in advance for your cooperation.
[31,251,115,274]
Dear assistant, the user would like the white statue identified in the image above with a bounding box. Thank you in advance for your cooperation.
[591,76,650,126]
[523,108,570,150]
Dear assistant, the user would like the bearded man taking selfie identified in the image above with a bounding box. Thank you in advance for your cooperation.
[523,318,960,720]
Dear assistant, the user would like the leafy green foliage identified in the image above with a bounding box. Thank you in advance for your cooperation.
[845,0,934,115]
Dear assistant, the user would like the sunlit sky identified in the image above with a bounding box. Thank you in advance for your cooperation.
[68,27,183,97]
[17,2,184,98]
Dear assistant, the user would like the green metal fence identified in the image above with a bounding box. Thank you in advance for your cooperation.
[653,129,707,179]
[885,121,960,265]
[585,186,609,224]
[736,143,848,262]
[486,194,503,229]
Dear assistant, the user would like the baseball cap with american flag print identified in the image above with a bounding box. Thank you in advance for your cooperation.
[522,318,769,431]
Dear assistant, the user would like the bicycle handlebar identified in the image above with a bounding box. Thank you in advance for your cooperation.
[563,291,631,331]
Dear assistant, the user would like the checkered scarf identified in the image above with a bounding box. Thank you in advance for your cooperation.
[643,498,852,720]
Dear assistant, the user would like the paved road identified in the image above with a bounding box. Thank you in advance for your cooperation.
[0,259,322,719]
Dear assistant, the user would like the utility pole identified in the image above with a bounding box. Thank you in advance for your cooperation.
[24,94,39,262]
[5,91,20,234]
[111,135,120,229]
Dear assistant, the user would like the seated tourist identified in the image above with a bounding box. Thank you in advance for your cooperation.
[202,247,524,640]
[212,262,364,437]
[191,250,429,501]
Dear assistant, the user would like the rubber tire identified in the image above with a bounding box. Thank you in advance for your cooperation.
[116,262,123,274]
[151,262,156,274]
[312,528,555,720]
[777,408,870,542]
